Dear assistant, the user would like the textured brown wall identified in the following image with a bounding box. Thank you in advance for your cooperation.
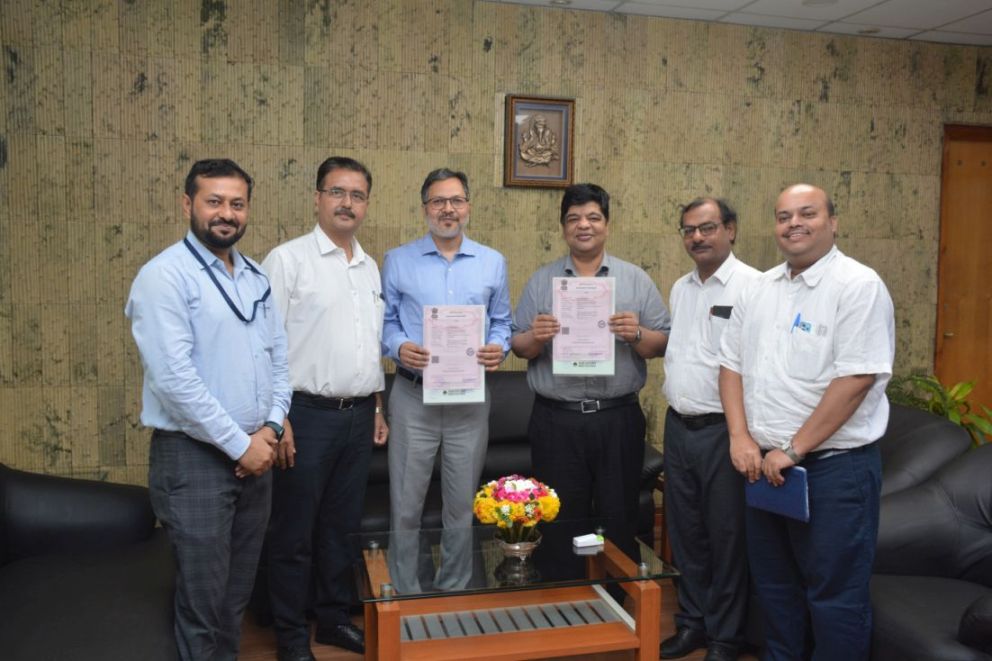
[1,0,990,483]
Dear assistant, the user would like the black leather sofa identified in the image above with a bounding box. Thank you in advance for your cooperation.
[361,370,665,541]
[0,464,176,661]
[871,440,992,660]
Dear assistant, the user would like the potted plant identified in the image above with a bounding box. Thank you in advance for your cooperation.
[887,374,992,446]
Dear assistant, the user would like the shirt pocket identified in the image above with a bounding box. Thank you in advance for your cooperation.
[786,332,831,381]
[707,315,729,356]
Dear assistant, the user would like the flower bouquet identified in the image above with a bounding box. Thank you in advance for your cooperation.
[473,474,560,545]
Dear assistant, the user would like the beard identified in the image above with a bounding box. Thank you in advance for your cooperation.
[190,213,246,250]
[427,214,467,240]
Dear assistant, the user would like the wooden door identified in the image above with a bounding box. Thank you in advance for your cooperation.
[936,125,992,408]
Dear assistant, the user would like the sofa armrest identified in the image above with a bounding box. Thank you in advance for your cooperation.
[641,444,663,490]
[0,464,156,565]
[959,593,992,654]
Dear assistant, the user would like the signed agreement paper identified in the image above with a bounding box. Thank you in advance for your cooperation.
[422,305,486,404]
[552,277,615,376]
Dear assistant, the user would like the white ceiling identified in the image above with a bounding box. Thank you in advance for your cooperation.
[481,0,992,45]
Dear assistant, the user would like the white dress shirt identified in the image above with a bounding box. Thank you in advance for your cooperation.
[719,247,895,451]
[262,225,385,398]
[663,253,760,415]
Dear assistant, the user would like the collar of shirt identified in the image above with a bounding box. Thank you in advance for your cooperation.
[689,252,740,288]
[563,252,612,276]
[415,232,479,258]
[185,230,252,278]
[312,225,367,265]
[773,245,841,287]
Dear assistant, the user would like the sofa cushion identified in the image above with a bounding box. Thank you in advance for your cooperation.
[960,594,992,654]
[878,404,971,497]
[0,464,156,566]
[0,529,176,661]
[871,574,991,661]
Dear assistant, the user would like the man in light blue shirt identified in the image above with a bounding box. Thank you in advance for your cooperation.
[381,168,511,589]
[125,159,291,661]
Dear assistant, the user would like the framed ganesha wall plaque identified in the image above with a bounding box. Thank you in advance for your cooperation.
[504,95,575,189]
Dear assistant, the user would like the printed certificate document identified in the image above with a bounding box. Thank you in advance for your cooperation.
[422,305,486,404]
[552,277,615,376]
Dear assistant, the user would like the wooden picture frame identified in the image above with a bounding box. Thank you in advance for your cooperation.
[503,95,575,189]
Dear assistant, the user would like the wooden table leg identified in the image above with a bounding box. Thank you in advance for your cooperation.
[374,601,401,661]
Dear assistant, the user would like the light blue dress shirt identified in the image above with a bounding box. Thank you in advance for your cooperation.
[381,233,512,365]
[125,231,291,460]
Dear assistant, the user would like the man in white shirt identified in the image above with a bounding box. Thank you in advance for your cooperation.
[661,198,759,661]
[262,157,388,661]
[719,184,895,661]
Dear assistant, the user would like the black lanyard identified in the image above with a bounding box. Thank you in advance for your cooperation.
[183,238,271,323]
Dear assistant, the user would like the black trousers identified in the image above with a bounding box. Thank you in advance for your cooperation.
[529,398,645,569]
[266,396,374,648]
[663,407,748,646]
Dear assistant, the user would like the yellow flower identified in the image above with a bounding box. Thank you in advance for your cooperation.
[474,498,497,524]
[538,495,560,522]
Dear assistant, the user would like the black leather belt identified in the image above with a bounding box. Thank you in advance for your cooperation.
[396,367,424,386]
[535,392,639,414]
[669,407,726,431]
[292,391,373,410]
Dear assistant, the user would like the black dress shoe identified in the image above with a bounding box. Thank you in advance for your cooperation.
[276,645,316,661]
[661,627,708,659]
[704,642,739,661]
[315,622,365,654]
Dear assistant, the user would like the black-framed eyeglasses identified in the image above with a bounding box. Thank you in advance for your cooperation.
[678,222,721,238]
[425,196,469,211]
[318,187,369,204]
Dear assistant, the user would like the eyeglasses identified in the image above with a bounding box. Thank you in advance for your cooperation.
[425,196,469,211]
[318,187,368,204]
[678,222,721,238]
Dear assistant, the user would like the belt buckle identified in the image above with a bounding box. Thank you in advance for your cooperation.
[338,398,354,410]
[580,399,600,414]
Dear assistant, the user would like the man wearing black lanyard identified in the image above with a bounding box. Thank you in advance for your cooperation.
[126,159,291,661]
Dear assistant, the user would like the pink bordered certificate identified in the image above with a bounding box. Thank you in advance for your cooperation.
[552,277,615,376]
[422,305,486,404]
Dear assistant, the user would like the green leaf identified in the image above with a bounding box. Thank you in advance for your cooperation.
[947,381,975,402]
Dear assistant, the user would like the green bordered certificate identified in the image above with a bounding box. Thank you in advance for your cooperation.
[552,277,615,376]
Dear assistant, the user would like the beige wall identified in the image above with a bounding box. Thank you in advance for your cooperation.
[1,0,990,483]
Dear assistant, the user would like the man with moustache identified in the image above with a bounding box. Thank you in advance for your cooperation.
[261,157,388,661]
[511,183,670,554]
[719,184,895,661]
[381,168,511,581]
[660,198,759,661]
[126,158,291,661]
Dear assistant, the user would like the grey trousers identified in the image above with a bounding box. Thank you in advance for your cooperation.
[149,430,271,661]
[387,376,489,591]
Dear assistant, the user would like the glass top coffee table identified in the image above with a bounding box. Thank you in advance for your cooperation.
[349,519,677,660]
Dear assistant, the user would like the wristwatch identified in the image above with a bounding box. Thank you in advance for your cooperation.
[782,443,803,464]
[631,327,643,345]
[263,420,285,441]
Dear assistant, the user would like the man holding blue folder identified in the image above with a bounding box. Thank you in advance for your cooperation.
[719,184,895,661]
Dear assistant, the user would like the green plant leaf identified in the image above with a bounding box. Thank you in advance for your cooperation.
[947,381,976,402]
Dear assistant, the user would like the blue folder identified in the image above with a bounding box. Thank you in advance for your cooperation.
[745,466,810,522]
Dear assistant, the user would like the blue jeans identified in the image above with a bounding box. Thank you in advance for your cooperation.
[746,443,881,661]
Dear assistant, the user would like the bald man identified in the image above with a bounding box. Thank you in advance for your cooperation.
[718,184,895,661]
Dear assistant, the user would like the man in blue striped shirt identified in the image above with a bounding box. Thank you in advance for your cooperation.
[126,159,291,661]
